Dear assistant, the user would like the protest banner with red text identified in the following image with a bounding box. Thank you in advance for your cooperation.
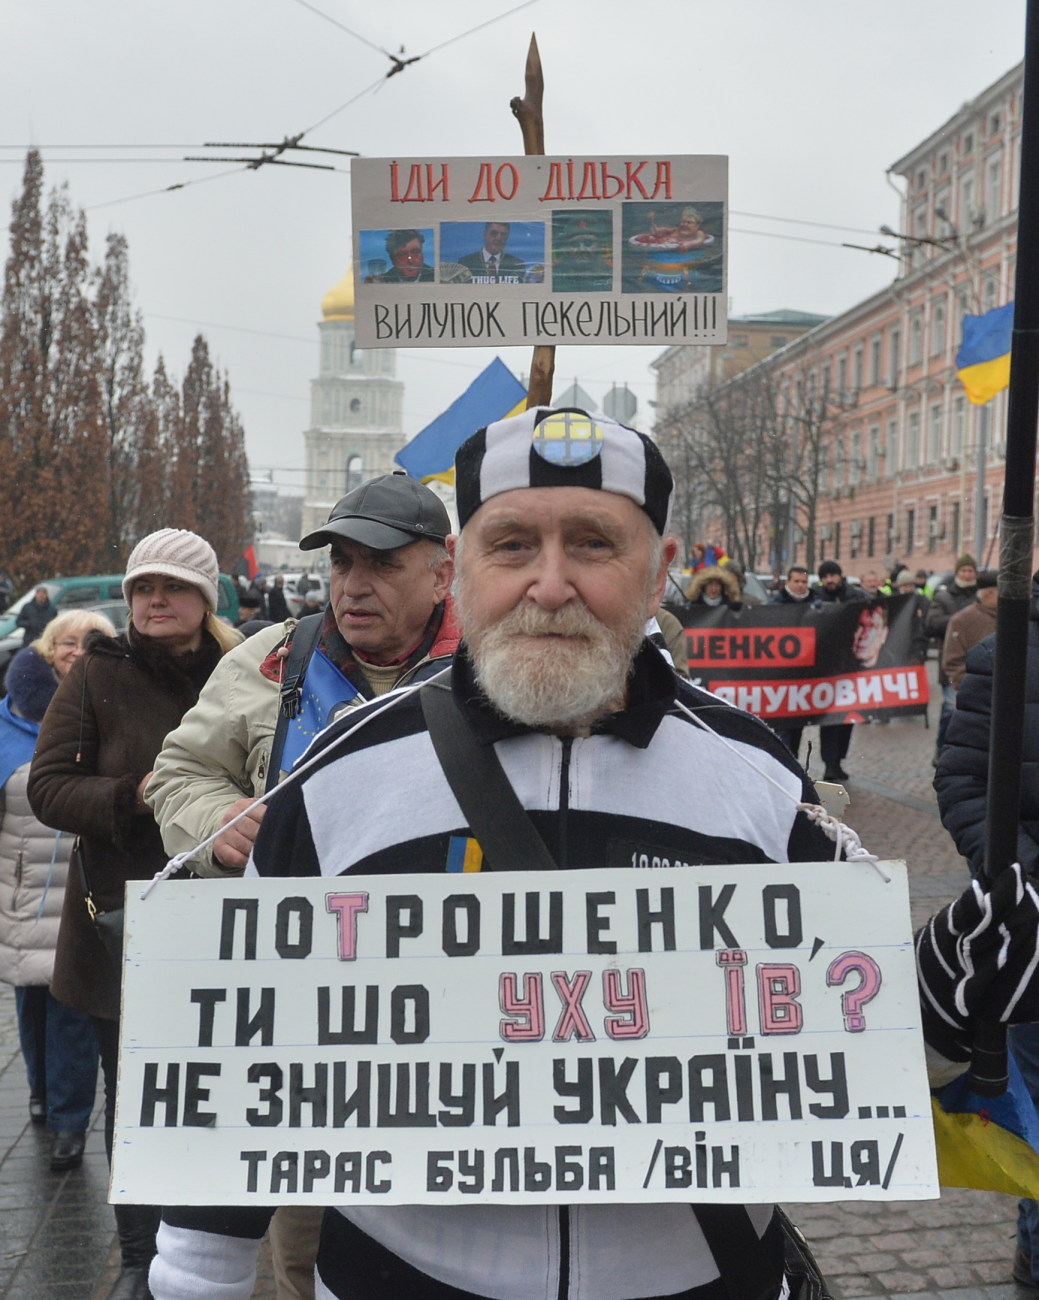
[671,595,929,726]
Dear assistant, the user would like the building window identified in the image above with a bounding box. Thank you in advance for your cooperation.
[938,151,949,174]
[907,411,920,467]
[769,335,788,347]
[834,521,842,559]
[732,334,748,347]
[834,440,845,489]
[905,507,916,554]
[867,515,876,557]
[867,425,880,481]
[952,397,965,457]
[909,314,923,365]
[931,302,946,357]
[928,404,942,464]
[836,354,847,394]
[987,156,1001,221]
[928,504,940,554]
[990,111,1001,134]
[951,500,961,554]
[345,455,363,493]
[852,346,864,392]
[851,430,862,485]
[870,337,881,386]
[350,397,362,413]
[962,176,974,226]
[886,512,896,552]
[962,131,973,155]
[886,417,898,474]
[888,329,900,385]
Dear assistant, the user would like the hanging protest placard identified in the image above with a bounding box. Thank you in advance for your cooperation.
[349,155,727,348]
[112,864,937,1207]
[668,594,930,725]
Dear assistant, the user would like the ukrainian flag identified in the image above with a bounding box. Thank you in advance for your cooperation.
[956,302,1014,406]
[932,1057,1039,1196]
[395,358,527,486]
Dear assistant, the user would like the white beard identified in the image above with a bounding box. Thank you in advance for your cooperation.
[459,597,647,731]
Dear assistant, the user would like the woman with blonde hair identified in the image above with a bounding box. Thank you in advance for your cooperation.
[0,607,117,1174]
[29,530,241,1300]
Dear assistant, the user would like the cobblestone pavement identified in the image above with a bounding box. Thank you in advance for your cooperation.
[0,660,1030,1298]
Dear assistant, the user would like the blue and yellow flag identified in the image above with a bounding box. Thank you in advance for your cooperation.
[280,649,359,775]
[395,358,527,486]
[956,302,1014,406]
[932,1056,1039,1197]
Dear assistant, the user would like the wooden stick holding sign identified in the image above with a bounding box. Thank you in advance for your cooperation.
[510,34,555,408]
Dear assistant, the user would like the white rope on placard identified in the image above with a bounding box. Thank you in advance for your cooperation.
[140,678,890,900]
[671,698,890,882]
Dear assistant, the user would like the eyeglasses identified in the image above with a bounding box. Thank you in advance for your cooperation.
[56,639,85,650]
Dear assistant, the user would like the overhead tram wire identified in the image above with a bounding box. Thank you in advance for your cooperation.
[86,166,254,210]
[290,0,388,55]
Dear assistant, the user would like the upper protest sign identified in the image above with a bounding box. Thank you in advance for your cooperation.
[350,155,727,348]
[111,863,937,1207]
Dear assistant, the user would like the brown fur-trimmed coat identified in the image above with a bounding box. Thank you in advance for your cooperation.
[27,630,222,1019]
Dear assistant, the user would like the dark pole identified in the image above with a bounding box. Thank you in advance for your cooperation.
[970,0,1039,1095]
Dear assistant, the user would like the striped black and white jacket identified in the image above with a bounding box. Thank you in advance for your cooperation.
[154,643,834,1300]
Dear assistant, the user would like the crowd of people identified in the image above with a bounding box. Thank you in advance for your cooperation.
[0,414,1036,1298]
[676,546,995,788]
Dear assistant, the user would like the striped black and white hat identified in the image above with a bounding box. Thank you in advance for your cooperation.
[455,406,673,534]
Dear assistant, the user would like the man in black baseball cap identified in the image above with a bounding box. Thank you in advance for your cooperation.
[299,472,451,551]
[296,472,453,668]
[147,470,459,1298]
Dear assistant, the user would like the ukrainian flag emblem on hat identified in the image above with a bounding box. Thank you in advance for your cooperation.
[533,411,605,466]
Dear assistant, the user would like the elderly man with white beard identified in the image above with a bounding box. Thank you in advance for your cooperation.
[149,407,1039,1300]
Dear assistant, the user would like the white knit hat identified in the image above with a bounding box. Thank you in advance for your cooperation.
[122,529,219,611]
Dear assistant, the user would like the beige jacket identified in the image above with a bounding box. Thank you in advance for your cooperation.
[147,621,291,876]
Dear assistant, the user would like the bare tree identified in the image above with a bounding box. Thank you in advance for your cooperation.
[0,151,255,584]
[658,354,855,577]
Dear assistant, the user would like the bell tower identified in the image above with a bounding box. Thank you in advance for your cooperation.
[301,266,406,540]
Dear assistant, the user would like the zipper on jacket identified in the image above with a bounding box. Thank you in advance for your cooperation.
[558,738,573,869]
[557,1205,571,1299]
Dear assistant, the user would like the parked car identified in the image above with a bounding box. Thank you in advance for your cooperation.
[275,572,330,617]
[0,572,239,641]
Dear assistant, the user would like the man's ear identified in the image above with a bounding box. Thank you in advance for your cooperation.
[446,534,458,561]
[646,536,679,615]
[434,539,456,603]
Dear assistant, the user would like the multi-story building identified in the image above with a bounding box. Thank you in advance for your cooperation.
[654,62,1022,578]
[300,266,406,541]
[652,309,827,408]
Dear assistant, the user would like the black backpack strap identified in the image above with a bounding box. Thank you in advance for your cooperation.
[420,675,557,872]
[691,1204,784,1300]
[265,613,325,793]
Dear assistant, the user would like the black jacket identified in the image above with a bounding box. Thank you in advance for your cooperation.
[16,598,56,646]
[817,578,867,605]
[934,575,1039,876]
[770,587,820,608]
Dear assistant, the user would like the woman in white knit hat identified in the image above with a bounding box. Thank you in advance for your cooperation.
[28,529,241,1300]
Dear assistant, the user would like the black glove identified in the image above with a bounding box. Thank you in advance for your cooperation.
[915,863,1039,1061]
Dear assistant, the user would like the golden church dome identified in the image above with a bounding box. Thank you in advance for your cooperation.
[321,266,355,321]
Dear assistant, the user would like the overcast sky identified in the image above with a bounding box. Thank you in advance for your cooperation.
[1,0,1028,495]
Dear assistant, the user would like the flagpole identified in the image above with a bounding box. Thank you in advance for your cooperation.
[970,0,1039,1096]
[510,35,555,408]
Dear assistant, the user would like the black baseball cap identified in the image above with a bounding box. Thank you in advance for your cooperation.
[298,472,451,551]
